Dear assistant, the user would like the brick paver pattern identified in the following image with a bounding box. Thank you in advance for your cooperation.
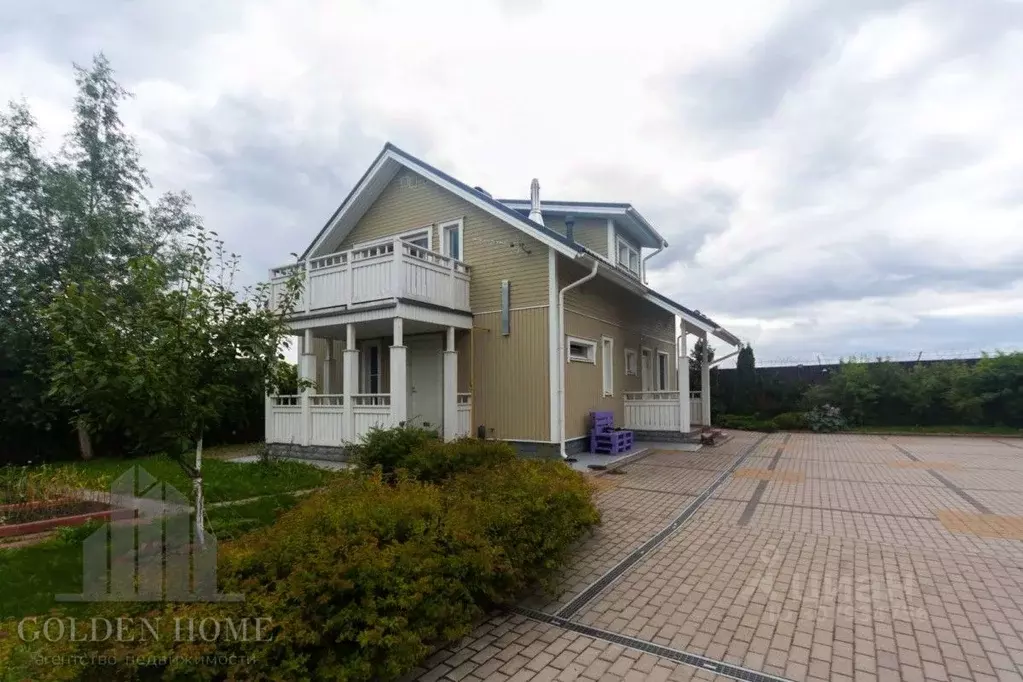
[413,433,1023,681]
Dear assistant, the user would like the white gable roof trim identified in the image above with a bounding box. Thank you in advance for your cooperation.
[301,145,581,260]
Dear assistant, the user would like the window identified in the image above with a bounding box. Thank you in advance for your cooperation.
[402,228,431,251]
[567,336,597,364]
[624,348,638,376]
[440,219,464,261]
[601,336,614,396]
[362,341,382,393]
[657,351,670,391]
[616,237,640,276]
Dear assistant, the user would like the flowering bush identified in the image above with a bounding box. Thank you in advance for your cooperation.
[804,404,847,432]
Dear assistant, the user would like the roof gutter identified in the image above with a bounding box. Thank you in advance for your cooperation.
[557,256,600,459]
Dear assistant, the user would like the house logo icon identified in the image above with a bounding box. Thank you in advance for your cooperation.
[57,465,243,603]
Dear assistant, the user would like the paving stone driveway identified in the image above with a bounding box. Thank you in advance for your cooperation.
[412,433,1023,681]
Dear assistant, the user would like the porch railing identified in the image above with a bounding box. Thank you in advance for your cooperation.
[267,393,474,446]
[456,393,472,438]
[269,238,471,315]
[622,390,705,430]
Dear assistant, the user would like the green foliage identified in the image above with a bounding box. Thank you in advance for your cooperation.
[23,457,599,681]
[0,55,197,461]
[352,423,441,474]
[689,338,715,390]
[804,404,847,432]
[716,353,1023,430]
[401,438,517,484]
[715,414,777,432]
[771,411,808,430]
[804,354,1023,428]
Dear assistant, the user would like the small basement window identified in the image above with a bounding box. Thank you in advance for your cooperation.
[567,336,597,364]
[624,348,638,376]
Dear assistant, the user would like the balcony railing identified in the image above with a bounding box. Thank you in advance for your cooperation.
[270,238,471,315]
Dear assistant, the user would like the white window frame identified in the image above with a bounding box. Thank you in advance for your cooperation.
[624,348,638,376]
[566,336,597,364]
[439,218,464,261]
[601,336,614,396]
[656,350,670,391]
[356,226,433,252]
[616,237,640,276]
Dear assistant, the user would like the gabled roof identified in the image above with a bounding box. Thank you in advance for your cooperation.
[300,143,582,260]
[499,199,667,250]
[298,142,740,347]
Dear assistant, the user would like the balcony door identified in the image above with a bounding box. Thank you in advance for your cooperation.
[406,335,443,431]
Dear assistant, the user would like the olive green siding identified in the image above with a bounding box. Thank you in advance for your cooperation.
[470,309,550,441]
[544,216,608,257]
[558,256,677,440]
[337,170,550,310]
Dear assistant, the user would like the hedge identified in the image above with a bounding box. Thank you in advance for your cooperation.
[4,435,599,681]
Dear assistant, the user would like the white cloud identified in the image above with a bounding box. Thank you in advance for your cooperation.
[2,0,1021,363]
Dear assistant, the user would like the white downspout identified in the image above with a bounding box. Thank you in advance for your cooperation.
[641,241,666,285]
[558,258,600,458]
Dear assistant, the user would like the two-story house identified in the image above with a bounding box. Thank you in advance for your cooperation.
[265,143,740,458]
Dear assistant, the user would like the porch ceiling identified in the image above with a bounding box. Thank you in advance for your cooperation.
[307,318,455,340]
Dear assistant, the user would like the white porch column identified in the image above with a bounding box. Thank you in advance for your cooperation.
[701,338,711,427]
[678,327,690,433]
[342,324,358,442]
[299,329,316,446]
[443,326,458,441]
[322,340,337,394]
[389,317,408,426]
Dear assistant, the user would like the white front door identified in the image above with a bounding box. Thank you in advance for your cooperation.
[641,348,653,391]
[406,335,443,430]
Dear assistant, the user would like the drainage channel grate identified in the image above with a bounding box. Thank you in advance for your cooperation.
[511,606,793,682]
[556,433,771,620]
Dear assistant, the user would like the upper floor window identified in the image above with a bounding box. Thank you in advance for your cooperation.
[616,237,640,276]
[440,219,464,261]
[403,228,431,251]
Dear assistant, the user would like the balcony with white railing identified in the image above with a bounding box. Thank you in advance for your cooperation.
[270,238,472,316]
[623,390,705,430]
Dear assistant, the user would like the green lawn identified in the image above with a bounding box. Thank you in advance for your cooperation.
[0,493,304,620]
[54,452,334,503]
[848,425,1023,437]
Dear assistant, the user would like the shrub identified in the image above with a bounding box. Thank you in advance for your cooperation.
[771,412,807,431]
[402,438,516,484]
[352,423,440,474]
[716,414,776,432]
[32,460,599,681]
[805,404,847,432]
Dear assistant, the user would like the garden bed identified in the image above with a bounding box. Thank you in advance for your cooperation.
[0,500,130,538]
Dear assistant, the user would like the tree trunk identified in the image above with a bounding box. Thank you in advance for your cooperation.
[76,418,93,461]
[193,434,205,549]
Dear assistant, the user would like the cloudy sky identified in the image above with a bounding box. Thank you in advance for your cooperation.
[3,0,1022,364]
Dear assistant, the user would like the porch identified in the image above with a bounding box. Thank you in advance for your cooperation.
[621,330,713,434]
[623,391,707,431]
[269,237,471,315]
[266,315,473,449]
